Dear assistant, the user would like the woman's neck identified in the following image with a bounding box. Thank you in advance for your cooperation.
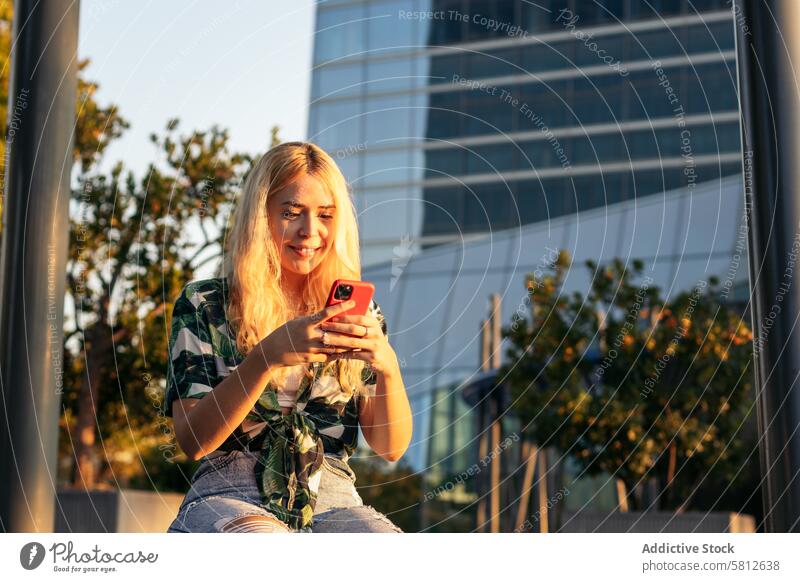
[281,273,307,310]
[283,287,314,317]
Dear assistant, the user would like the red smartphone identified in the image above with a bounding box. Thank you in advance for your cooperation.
[324,279,374,324]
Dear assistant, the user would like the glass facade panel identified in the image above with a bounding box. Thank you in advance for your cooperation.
[333,150,362,185]
[427,0,465,45]
[367,1,418,53]
[423,187,462,234]
[520,42,573,75]
[467,182,515,231]
[572,76,623,124]
[691,122,741,154]
[568,132,625,164]
[687,0,728,12]
[686,62,739,114]
[314,5,367,63]
[626,27,686,61]
[465,0,517,41]
[409,92,429,138]
[313,99,362,150]
[427,91,463,138]
[313,62,364,99]
[465,48,519,79]
[425,147,464,178]
[520,0,563,32]
[573,32,625,67]
[463,89,514,135]
[361,242,403,268]
[514,177,556,224]
[628,0,684,19]
[362,148,411,186]
[573,0,625,24]
[365,57,415,93]
[520,137,565,168]
[361,188,416,241]
[464,143,517,174]
[688,20,736,53]
[429,52,463,85]
[364,93,413,143]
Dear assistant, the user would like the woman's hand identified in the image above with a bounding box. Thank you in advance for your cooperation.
[318,313,400,376]
[254,300,355,368]
[324,312,411,463]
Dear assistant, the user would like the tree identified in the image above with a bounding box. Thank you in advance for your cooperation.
[1,8,287,492]
[0,7,261,489]
[500,251,755,511]
[1,7,290,493]
[64,119,252,488]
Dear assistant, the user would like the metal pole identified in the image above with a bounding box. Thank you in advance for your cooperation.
[734,0,800,532]
[488,294,502,532]
[0,0,79,532]
[475,319,490,531]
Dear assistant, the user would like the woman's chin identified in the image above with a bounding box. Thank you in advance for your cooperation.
[282,249,327,276]
[284,259,320,276]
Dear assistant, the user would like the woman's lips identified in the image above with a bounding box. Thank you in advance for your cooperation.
[289,245,320,258]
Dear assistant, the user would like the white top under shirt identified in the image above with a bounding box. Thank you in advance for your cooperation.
[276,365,306,408]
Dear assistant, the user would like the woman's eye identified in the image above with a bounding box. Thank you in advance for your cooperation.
[320,214,334,220]
[282,211,300,219]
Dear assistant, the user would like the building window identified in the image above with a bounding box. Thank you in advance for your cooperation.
[314,5,367,63]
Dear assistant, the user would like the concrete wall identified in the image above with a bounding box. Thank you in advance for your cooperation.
[54,489,184,533]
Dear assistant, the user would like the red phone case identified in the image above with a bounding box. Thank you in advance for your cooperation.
[324,279,374,322]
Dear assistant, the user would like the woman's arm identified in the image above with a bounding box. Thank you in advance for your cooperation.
[171,299,355,461]
[173,350,273,461]
[357,359,413,462]
[321,312,413,462]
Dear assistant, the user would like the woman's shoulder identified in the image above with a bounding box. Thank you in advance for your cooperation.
[175,277,230,323]
[177,277,228,307]
[172,277,240,356]
[180,276,228,301]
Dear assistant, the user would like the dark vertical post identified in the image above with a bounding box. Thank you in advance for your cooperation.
[0,0,79,532]
[488,293,502,533]
[734,0,800,532]
[475,319,490,531]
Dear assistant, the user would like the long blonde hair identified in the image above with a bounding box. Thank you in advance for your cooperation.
[222,141,367,396]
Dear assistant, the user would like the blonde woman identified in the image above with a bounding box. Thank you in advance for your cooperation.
[165,142,412,533]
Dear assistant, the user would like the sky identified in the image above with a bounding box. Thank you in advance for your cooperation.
[77,0,316,178]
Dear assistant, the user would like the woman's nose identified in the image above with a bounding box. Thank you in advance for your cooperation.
[298,215,317,237]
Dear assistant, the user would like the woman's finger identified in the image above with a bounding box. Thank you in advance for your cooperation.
[329,350,369,364]
[319,321,368,337]
[311,299,356,324]
[326,314,376,327]
[308,345,350,354]
[320,331,373,350]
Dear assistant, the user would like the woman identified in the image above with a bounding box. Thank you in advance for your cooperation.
[165,142,412,533]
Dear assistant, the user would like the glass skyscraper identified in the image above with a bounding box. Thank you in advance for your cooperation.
[308,0,745,530]
[309,0,739,264]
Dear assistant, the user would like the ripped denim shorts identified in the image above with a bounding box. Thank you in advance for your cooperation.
[166,450,402,533]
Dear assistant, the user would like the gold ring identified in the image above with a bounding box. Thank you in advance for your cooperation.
[322,331,329,345]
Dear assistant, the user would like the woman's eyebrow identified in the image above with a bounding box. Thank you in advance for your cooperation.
[281,199,336,210]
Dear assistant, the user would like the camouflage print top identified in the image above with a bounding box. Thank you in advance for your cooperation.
[164,277,385,531]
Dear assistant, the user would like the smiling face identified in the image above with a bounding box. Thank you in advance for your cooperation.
[267,172,336,293]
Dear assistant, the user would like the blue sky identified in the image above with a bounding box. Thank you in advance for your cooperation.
[78,0,316,177]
